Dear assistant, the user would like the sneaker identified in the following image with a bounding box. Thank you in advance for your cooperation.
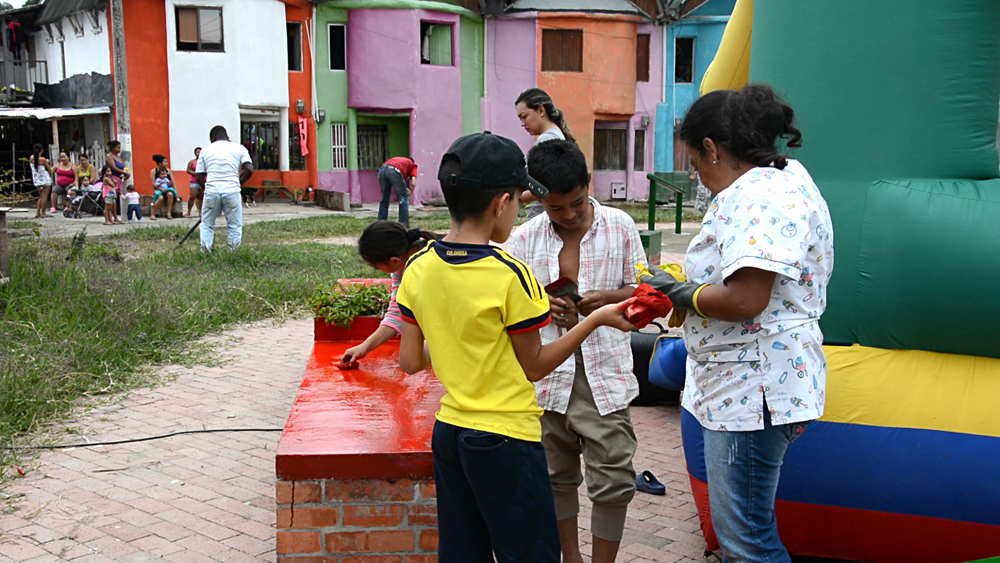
[137,218,141,222]
[49,207,56,213]
[128,220,133,223]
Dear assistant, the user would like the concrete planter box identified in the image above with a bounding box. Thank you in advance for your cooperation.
[277,279,440,561]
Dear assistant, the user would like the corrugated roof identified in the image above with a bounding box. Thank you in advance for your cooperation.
[507,0,650,17]
[35,0,106,25]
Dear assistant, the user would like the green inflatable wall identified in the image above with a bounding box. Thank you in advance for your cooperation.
[749,1,1000,358]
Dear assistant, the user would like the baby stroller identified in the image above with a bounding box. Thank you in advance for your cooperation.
[66,187,104,218]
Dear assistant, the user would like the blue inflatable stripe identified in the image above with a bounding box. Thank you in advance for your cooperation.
[681,408,707,482]
[778,421,1000,527]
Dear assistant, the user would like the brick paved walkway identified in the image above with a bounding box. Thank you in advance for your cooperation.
[0,319,708,562]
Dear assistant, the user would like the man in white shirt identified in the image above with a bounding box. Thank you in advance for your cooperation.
[195,125,254,251]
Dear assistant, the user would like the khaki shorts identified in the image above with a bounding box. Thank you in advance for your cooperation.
[540,351,638,542]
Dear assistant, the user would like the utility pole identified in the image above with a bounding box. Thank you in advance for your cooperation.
[109,0,131,202]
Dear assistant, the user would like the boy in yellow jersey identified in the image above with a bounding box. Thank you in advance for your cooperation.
[396,132,637,563]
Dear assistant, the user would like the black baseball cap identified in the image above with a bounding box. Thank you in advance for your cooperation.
[438,131,549,199]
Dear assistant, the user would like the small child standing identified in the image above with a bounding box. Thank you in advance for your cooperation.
[99,165,122,225]
[124,184,142,223]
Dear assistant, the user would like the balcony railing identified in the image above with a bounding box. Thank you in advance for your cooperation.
[0,60,49,99]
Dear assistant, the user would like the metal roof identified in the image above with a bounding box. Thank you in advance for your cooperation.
[0,105,110,120]
[35,0,106,26]
[507,0,650,17]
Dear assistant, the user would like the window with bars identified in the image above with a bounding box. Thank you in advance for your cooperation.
[594,127,628,171]
[176,7,223,52]
[287,22,302,71]
[636,34,650,83]
[357,125,388,170]
[634,129,646,171]
[331,123,348,170]
[541,29,583,72]
[289,123,306,170]
[241,121,280,170]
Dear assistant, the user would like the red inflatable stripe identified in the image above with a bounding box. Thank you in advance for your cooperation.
[776,500,1000,563]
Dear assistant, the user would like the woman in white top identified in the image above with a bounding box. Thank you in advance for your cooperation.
[29,144,53,219]
[641,84,834,563]
[515,88,575,219]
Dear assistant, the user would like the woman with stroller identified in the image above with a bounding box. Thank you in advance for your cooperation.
[78,154,96,185]
[29,144,53,219]
[51,151,78,213]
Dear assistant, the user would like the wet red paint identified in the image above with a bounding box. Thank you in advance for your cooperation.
[276,339,444,481]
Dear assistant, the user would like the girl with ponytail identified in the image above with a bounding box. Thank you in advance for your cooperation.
[515,87,576,144]
[340,221,442,368]
[29,144,53,219]
[515,88,576,219]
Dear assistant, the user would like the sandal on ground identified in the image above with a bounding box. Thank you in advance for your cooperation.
[104,222,114,225]
[636,470,667,495]
[149,217,157,221]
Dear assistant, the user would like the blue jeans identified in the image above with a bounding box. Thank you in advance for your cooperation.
[200,192,242,251]
[432,421,560,563]
[377,165,409,226]
[127,203,142,221]
[703,409,811,563]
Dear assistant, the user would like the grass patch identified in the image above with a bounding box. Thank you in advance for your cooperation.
[7,221,39,230]
[0,219,384,469]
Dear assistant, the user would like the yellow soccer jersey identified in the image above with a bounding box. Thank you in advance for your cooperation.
[397,240,552,442]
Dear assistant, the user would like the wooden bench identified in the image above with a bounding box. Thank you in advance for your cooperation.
[260,180,298,204]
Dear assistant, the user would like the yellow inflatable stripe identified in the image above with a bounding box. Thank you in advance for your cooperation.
[821,344,1000,438]
[699,0,753,95]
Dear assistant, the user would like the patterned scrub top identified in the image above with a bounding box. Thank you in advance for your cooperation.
[682,160,835,431]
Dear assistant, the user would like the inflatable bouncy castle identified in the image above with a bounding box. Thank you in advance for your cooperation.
[673,1,1000,561]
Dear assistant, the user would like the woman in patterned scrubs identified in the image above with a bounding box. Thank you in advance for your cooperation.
[642,84,834,563]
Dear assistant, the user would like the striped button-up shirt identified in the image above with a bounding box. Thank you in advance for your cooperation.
[507,199,647,416]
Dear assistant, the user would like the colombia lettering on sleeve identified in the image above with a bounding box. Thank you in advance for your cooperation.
[507,312,552,334]
[399,303,418,325]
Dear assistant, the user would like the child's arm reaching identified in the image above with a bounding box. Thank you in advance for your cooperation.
[510,303,636,382]
[399,322,432,375]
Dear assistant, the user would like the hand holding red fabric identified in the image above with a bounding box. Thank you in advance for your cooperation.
[618,284,674,329]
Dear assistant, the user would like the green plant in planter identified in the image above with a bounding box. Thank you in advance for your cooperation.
[309,282,391,328]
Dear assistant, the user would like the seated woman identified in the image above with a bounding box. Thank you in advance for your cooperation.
[149,154,180,220]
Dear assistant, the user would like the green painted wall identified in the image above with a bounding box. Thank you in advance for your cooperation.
[357,113,410,168]
[460,17,483,135]
[315,6,349,172]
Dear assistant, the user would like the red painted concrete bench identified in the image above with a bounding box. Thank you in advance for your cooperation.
[276,278,444,562]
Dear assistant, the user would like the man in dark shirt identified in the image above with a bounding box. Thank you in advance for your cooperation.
[378,156,418,226]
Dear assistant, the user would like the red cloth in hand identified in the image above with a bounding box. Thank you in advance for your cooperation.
[619,284,673,329]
